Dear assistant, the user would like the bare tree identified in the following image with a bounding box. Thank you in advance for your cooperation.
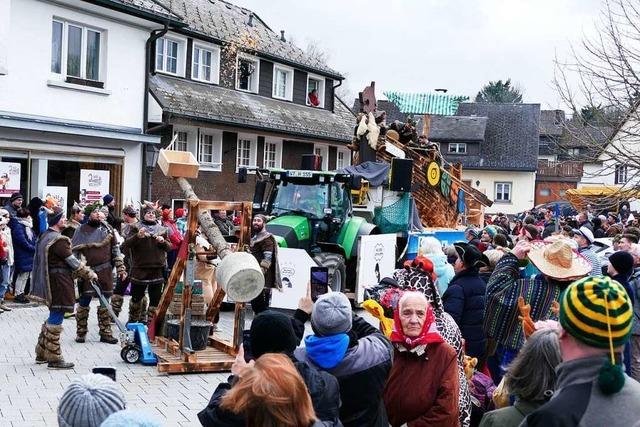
[554,0,640,208]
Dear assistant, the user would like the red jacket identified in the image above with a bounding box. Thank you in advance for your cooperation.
[384,342,460,427]
[163,220,183,251]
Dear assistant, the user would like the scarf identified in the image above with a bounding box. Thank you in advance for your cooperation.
[390,304,444,350]
[17,217,34,240]
[304,334,350,369]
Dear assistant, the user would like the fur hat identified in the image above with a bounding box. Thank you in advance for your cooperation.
[57,374,126,427]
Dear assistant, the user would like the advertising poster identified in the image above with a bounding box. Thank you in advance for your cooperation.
[271,248,317,310]
[79,169,109,204]
[356,234,397,303]
[0,162,21,197]
[42,186,68,211]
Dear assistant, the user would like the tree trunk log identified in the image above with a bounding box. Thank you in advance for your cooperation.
[176,177,231,259]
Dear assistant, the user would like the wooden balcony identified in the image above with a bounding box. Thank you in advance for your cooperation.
[537,160,583,180]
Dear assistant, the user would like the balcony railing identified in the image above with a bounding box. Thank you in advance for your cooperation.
[537,160,583,178]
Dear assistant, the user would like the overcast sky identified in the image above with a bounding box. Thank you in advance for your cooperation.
[233,0,603,109]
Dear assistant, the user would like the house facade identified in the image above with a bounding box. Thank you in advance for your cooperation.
[440,103,540,216]
[0,0,177,210]
[146,0,354,207]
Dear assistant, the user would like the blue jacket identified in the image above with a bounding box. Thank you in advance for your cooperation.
[12,221,35,272]
[442,268,487,359]
[425,252,455,296]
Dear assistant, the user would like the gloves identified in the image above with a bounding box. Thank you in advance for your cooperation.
[73,265,97,282]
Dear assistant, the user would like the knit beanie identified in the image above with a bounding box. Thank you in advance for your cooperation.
[608,251,635,277]
[10,192,23,202]
[311,292,353,336]
[100,410,162,427]
[162,209,171,220]
[560,276,633,395]
[103,194,114,205]
[47,206,64,227]
[175,208,185,218]
[57,374,126,427]
[465,227,479,239]
[484,225,497,239]
[250,310,298,358]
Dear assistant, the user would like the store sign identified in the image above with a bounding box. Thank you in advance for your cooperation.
[79,169,109,204]
[42,186,68,211]
[0,162,21,197]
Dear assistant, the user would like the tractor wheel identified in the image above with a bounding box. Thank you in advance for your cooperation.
[313,253,347,293]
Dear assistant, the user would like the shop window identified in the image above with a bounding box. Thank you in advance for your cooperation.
[51,19,104,86]
[495,182,512,202]
[307,74,325,107]
[236,55,259,93]
[263,138,282,169]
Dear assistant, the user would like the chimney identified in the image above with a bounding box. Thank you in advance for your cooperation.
[434,88,448,93]
[247,13,253,26]
[280,30,286,42]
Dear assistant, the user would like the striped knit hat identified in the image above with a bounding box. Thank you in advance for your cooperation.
[560,276,632,349]
[57,374,126,427]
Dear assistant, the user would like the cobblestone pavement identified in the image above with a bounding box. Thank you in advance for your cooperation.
[0,298,236,427]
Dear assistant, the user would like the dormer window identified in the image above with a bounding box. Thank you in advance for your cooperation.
[272,64,293,101]
[236,54,259,93]
[155,36,186,76]
[449,143,467,154]
[192,42,220,84]
[306,74,325,107]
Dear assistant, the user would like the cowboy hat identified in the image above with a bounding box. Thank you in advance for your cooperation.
[527,241,591,280]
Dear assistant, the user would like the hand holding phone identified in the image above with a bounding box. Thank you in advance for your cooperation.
[310,267,329,302]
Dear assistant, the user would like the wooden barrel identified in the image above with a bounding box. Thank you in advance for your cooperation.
[215,252,264,302]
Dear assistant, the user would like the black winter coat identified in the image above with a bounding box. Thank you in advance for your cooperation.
[442,268,487,360]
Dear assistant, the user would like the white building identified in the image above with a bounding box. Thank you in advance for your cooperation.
[0,0,181,210]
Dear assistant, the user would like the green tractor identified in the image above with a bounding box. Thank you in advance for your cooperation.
[242,166,379,296]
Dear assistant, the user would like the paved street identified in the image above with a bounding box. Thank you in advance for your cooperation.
[0,298,233,427]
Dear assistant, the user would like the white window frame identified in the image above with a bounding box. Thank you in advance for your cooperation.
[236,134,258,172]
[198,129,223,172]
[306,73,325,108]
[174,130,189,152]
[314,144,329,171]
[336,147,351,170]
[495,182,512,203]
[191,41,220,84]
[263,138,283,169]
[567,148,580,156]
[155,34,187,77]
[272,63,294,101]
[448,143,467,154]
[50,18,105,83]
[236,53,260,94]
[615,164,628,185]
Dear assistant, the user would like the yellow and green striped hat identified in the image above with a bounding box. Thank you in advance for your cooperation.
[559,276,633,349]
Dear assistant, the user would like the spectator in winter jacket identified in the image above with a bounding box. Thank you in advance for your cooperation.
[161,209,183,274]
[295,292,393,427]
[522,276,640,427]
[384,292,459,427]
[421,236,455,296]
[464,227,482,249]
[198,304,342,426]
[12,208,35,303]
[593,217,606,239]
[4,192,22,219]
[174,208,187,236]
[26,197,47,236]
[572,226,602,276]
[628,244,640,381]
[0,209,12,312]
[480,328,561,427]
[443,243,490,365]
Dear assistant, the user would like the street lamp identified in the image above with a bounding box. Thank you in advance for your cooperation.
[145,143,160,201]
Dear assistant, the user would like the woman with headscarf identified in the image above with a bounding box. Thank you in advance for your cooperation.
[384,291,459,427]
[480,328,561,427]
[443,242,490,365]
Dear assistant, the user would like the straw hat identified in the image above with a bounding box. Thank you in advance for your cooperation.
[527,241,591,280]
[386,129,400,144]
